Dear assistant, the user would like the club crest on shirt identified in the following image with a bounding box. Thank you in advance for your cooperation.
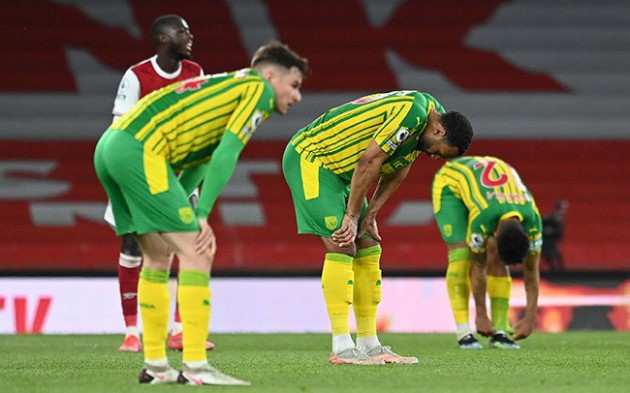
[324,216,338,231]
[179,207,195,225]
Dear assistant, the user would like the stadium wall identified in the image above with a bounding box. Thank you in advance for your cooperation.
[1,277,629,334]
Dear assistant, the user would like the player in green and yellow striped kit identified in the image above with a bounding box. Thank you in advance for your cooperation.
[94,42,308,385]
[283,90,473,365]
[432,156,542,349]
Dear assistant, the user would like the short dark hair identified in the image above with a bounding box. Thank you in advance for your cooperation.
[151,14,183,45]
[496,219,530,265]
[251,41,309,76]
[440,111,473,155]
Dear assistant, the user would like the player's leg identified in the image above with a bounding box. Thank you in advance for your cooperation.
[94,133,143,353]
[353,238,418,364]
[433,185,482,349]
[134,233,178,382]
[487,237,513,333]
[319,237,357,356]
[168,188,215,352]
[117,233,143,352]
[282,145,381,365]
[486,238,519,349]
[158,231,248,386]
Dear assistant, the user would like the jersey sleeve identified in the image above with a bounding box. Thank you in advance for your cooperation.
[112,69,140,118]
[225,79,274,145]
[373,92,444,156]
[524,205,543,253]
[372,101,416,156]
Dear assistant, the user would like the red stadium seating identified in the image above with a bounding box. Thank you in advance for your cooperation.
[1,140,628,274]
[0,0,628,273]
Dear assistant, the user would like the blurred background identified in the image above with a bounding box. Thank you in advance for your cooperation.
[0,0,629,333]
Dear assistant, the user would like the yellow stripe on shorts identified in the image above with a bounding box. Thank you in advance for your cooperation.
[300,156,321,200]
[143,144,169,195]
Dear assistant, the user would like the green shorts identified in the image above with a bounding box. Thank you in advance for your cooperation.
[94,130,199,235]
[282,144,367,237]
[433,185,469,245]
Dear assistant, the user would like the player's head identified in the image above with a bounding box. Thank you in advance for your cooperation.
[251,41,309,115]
[151,14,193,60]
[417,111,473,159]
[496,218,530,265]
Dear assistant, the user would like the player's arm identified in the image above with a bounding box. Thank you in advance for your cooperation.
[194,132,245,220]
[178,163,209,197]
[470,250,493,336]
[357,164,412,241]
[332,140,389,247]
[513,251,540,340]
[195,81,271,220]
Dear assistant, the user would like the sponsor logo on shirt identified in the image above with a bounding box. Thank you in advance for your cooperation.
[394,128,410,143]
[469,233,485,251]
[241,110,265,139]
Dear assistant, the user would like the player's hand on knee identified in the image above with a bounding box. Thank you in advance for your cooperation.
[358,215,381,242]
[332,213,358,247]
[195,219,216,256]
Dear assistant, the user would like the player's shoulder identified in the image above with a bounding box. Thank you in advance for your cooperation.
[238,68,275,93]
[181,59,204,74]
[128,57,154,74]
[441,155,478,170]
[411,92,445,112]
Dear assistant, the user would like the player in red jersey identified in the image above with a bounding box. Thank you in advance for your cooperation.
[104,14,213,353]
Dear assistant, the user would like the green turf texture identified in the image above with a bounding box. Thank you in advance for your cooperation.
[1,332,629,392]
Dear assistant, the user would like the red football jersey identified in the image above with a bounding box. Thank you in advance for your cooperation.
[132,58,203,98]
[112,55,204,118]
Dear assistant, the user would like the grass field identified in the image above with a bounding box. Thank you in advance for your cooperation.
[1,332,629,393]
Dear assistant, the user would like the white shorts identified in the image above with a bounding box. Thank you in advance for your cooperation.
[104,199,116,227]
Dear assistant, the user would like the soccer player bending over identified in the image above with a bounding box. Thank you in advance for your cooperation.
[431,156,542,349]
[283,91,473,365]
[104,14,211,353]
[95,42,308,385]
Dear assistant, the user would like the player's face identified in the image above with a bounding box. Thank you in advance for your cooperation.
[268,66,304,114]
[166,19,194,60]
[417,132,459,160]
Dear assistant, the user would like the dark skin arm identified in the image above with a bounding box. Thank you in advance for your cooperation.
[357,164,412,241]
[513,252,540,340]
[332,140,389,248]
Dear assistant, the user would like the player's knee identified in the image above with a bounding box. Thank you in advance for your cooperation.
[121,234,142,257]
[446,247,470,279]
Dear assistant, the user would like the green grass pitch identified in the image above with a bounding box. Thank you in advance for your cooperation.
[1,332,629,392]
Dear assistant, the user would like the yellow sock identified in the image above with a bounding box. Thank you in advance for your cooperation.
[353,245,382,339]
[138,268,170,361]
[488,275,512,332]
[446,248,471,325]
[178,270,211,363]
[321,253,354,335]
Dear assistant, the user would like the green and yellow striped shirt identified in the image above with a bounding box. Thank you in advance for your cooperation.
[109,68,275,171]
[432,156,542,252]
[290,90,444,182]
